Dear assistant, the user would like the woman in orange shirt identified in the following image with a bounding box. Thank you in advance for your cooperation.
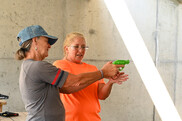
[53,32,128,121]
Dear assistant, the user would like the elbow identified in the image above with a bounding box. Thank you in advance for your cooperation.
[59,87,75,94]
[65,89,77,94]
[99,98,107,100]
[65,74,83,87]
[59,74,84,94]
[61,91,73,94]
[98,96,108,100]
[63,92,72,94]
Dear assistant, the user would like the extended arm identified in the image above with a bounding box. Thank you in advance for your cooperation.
[59,61,124,93]
[60,71,102,93]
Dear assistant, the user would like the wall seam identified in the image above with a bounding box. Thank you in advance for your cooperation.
[153,0,159,120]
[62,0,67,39]
[174,3,179,105]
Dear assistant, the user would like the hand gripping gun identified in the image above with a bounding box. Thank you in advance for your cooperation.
[112,60,130,71]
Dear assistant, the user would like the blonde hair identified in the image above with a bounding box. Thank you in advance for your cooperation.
[63,32,85,56]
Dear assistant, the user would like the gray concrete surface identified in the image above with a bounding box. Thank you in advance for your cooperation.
[0,0,182,121]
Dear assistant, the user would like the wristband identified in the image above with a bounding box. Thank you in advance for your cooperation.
[99,70,104,79]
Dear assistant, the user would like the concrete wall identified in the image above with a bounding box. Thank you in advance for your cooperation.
[0,0,182,121]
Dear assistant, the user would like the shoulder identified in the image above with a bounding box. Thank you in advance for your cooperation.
[53,60,68,66]
[23,59,49,68]
[33,61,53,68]
[24,60,56,73]
[53,60,72,72]
[82,62,96,67]
[53,60,66,64]
[22,60,57,75]
[82,62,98,70]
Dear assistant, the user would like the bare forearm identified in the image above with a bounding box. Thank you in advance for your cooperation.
[60,85,87,94]
[60,71,102,93]
[98,82,114,100]
[59,61,124,94]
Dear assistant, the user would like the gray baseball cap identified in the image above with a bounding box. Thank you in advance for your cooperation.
[17,25,58,46]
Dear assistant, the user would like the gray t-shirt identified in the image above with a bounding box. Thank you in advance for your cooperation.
[19,59,68,121]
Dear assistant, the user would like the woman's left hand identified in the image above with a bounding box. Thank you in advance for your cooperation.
[109,72,128,85]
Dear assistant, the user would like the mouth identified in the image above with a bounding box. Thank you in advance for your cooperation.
[76,54,83,57]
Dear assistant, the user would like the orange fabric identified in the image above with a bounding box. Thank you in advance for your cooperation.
[53,60,105,121]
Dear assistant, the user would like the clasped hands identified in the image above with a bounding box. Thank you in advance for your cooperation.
[102,61,128,84]
[110,72,128,85]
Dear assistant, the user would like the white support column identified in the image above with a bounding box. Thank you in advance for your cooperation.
[104,0,182,121]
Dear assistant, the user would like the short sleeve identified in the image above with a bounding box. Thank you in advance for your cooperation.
[29,61,68,88]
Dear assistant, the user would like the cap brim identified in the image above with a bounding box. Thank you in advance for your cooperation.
[43,35,58,45]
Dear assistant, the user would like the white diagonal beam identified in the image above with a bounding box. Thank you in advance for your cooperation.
[104,0,181,121]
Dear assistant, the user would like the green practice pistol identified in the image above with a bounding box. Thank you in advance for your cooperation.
[112,60,130,71]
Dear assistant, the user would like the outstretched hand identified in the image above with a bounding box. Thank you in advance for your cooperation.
[109,72,128,85]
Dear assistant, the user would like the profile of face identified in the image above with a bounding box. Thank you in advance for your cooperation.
[36,36,51,60]
[65,36,87,64]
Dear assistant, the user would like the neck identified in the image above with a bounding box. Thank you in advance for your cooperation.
[25,52,43,61]
[63,57,82,64]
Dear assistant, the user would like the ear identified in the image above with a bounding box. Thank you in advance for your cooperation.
[65,46,69,51]
[64,46,69,55]
[32,37,38,45]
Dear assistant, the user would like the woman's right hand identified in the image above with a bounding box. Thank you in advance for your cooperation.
[101,61,125,78]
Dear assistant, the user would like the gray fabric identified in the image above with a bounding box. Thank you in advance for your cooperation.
[19,59,68,121]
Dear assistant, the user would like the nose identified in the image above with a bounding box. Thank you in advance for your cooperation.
[78,47,85,52]
[48,44,51,48]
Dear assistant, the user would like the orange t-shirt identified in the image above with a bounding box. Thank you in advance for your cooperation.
[53,60,105,121]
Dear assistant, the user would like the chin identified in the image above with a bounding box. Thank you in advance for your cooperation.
[75,60,82,64]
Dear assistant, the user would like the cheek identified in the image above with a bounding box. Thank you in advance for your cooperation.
[80,51,86,56]
[66,48,72,54]
[67,51,76,57]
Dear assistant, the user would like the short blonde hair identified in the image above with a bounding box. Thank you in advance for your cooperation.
[63,32,85,56]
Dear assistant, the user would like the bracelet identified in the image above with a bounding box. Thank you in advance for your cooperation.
[99,70,104,79]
